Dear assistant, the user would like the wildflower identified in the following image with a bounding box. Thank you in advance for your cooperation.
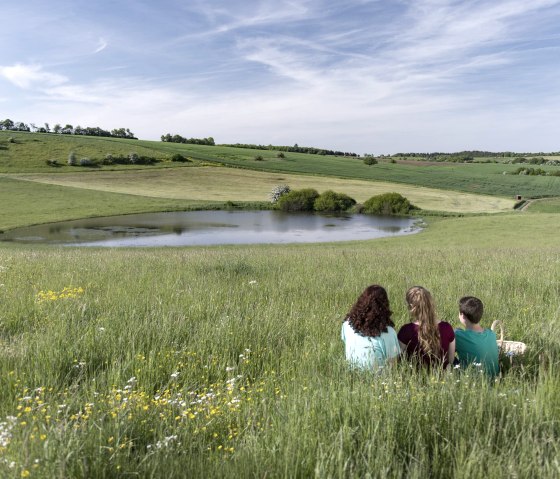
[248,280,257,285]
[170,372,180,379]
[98,327,106,332]
[225,366,236,372]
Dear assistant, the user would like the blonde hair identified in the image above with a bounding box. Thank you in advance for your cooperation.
[406,286,440,358]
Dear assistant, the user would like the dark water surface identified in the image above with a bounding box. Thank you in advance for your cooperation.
[1,211,420,247]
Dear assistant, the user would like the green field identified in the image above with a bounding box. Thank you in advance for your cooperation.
[0,132,559,478]
[2,131,560,199]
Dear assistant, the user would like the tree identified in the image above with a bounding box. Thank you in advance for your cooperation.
[313,190,356,212]
[363,192,417,215]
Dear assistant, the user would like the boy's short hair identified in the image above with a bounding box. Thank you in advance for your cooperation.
[459,296,484,324]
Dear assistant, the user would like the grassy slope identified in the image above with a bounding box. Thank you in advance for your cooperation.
[2,131,559,198]
[8,167,515,216]
[0,176,218,231]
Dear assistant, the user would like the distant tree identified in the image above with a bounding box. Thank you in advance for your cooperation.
[363,156,378,166]
[61,124,74,134]
[53,124,62,134]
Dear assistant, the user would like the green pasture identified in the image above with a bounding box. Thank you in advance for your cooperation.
[5,167,515,219]
[2,131,559,199]
[0,213,559,477]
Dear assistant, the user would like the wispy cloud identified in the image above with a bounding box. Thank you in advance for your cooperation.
[0,64,68,89]
[94,37,108,54]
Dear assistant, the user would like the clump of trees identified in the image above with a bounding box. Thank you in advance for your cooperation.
[273,187,357,213]
[362,193,417,215]
[363,156,378,166]
[161,134,215,146]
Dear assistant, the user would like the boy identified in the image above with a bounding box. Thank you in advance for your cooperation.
[455,296,499,377]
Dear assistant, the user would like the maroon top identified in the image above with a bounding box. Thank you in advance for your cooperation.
[397,322,455,368]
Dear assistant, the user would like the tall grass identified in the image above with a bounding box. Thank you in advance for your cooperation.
[0,213,559,477]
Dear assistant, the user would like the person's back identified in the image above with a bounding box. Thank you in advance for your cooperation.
[455,296,499,377]
[341,285,401,371]
[342,321,400,369]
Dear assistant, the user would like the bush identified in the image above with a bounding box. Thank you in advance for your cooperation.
[171,153,190,163]
[276,152,285,159]
[79,157,94,167]
[7,136,15,143]
[254,155,264,161]
[269,185,291,203]
[276,188,319,212]
[45,159,60,167]
[67,151,77,166]
[102,154,114,165]
[363,156,378,166]
[363,192,417,215]
[313,190,356,212]
[129,152,139,164]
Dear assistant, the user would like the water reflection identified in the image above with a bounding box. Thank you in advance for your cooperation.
[0,210,420,247]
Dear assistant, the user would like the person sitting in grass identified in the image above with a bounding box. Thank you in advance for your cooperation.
[455,296,499,377]
[341,285,401,370]
[398,286,455,369]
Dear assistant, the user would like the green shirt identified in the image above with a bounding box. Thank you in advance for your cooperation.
[455,328,499,377]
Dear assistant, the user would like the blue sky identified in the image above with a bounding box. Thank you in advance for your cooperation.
[2,0,560,154]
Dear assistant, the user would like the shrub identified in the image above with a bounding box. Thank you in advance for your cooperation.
[67,151,77,166]
[276,152,285,159]
[269,185,291,203]
[276,188,319,212]
[102,154,114,165]
[313,190,356,212]
[363,192,417,215]
[171,153,190,162]
[7,136,15,143]
[45,159,60,167]
[129,152,139,164]
[254,155,264,161]
[363,156,378,166]
[79,157,94,167]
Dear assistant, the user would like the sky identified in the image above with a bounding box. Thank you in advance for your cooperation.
[1,0,560,154]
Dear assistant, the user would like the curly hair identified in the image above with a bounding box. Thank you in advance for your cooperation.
[406,286,440,358]
[346,285,394,337]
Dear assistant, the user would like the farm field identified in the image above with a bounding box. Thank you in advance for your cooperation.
[6,167,515,216]
[2,131,560,199]
[0,132,559,478]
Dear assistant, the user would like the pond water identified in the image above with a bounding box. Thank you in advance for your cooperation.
[0,210,420,247]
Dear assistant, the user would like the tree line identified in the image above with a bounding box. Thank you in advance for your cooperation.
[222,143,359,157]
[0,119,137,139]
[391,150,560,159]
[160,134,215,146]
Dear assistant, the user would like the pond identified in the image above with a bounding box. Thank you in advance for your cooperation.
[0,210,420,247]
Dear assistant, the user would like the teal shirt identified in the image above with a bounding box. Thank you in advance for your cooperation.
[341,321,400,370]
[455,328,499,377]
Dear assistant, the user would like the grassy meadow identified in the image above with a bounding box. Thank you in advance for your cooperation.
[2,131,560,199]
[0,131,559,478]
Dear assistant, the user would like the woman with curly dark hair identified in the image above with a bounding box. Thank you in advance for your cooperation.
[341,285,401,370]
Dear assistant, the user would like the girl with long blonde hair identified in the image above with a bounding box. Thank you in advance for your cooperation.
[397,286,455,368]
